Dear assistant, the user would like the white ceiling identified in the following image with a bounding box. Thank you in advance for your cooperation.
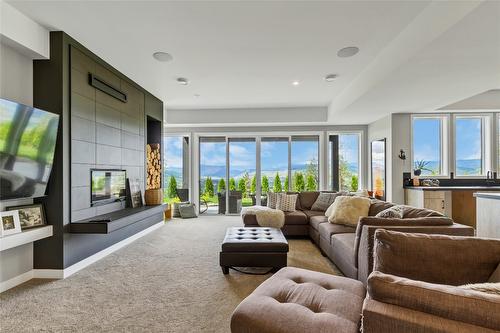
[7,1,500,125]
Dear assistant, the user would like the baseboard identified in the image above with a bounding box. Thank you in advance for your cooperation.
[0,270,33,293]
[1,221,164,292]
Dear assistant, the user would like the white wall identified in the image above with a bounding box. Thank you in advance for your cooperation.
[390,114,411,204]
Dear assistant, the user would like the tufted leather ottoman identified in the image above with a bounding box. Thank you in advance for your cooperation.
[220,227,288,274]
[231,267,366,333]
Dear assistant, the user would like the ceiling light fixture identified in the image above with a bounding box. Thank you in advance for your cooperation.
[152,52,173,62]
[177,77,189,85]
[194,94,200,98]
[292,80,300,86]
[325,74,338,82]
[337,46,359,58]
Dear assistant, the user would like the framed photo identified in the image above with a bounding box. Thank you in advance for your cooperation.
[6,203,46,230]
[0,210,22,237]
[371,138,386,201]
[126,178,143,208]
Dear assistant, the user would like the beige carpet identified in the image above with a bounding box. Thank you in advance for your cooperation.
[0,215,341,332]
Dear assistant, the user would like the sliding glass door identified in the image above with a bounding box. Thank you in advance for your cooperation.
[291,136,319,191]
[261,137,289,204]
[164,135,189,203]
[199,137,226,214]
[228,138,256,214]
[329,133,361,191]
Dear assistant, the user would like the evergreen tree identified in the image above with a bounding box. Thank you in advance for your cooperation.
[238,178,246,197]
[204,177,214,197]
[167,176,178,198]
[273,173,282,193]
[293,172,305,192]
[243,172,251,195]
[217,178,226,193]
[229,177,236,191]
[351,175,359,191]
[251,174,256,194]
[284,174,289,191]
[261,175,269,194]
[306,174,316,191]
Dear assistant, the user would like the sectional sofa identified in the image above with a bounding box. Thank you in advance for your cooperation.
[242,191,475,284]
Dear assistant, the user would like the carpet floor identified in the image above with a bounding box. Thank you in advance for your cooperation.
[0,215,341,332]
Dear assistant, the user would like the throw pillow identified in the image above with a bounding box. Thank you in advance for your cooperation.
[179,203,197,219]
[276,193,298,212]
[328,196,371,227]
[459,282,500,296]
[173,201,189,217]
[311,192,339,211]
[267,192,279,209]
[350,189,370,197]
[489,263,500,283]
[375,205,405,219]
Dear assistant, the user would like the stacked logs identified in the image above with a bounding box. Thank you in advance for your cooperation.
[146,143,161,190]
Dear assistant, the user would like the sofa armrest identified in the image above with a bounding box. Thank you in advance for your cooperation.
[362,295,499,333]
[366,272,500,331]
[356,224,474,285]
[372,229,499,285]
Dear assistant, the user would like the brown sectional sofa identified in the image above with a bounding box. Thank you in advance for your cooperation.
[231,230,500,333]
[242,191,475,284]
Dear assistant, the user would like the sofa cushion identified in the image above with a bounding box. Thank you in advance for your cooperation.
[402,205,444,218]
[328,196,371,227]
[489,263,500,282]
[284,211,308,225]
[311,192,339,211]
[331,233,357,279]
[303,209,325,220]
[267,192,280,209]
[375,205,404,219]
[297,191,320,210]
[319,222,356,243]
[368,199,395,216]
[309,215,329,230]
[231,267,365,333]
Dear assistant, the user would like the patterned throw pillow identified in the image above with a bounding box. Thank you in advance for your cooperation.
[311,192,339,211]
[267,192,279,209]
[276,193,298,212]
[375,205,405,219]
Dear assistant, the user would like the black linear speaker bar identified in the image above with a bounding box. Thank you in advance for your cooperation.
[88,73,127,102]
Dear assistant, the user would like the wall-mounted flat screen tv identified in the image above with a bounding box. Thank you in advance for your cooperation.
[0,98,60,201]
[91,169,127,206]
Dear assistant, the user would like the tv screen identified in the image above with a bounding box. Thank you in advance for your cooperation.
[0,98,60,200]
[91,169,126,206]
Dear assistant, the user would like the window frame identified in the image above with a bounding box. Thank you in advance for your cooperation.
[410,114,450,178]
[452,113,492,178]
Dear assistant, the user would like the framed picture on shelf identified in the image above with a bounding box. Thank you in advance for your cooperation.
[0,210,22,237]
[126,178,143,208]
[371,138,386,201]
[6,203,47,230]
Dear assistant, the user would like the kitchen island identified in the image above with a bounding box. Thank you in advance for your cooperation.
[405,186,500,228]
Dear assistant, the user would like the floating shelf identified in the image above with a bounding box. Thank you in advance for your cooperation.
[0,225,53,252]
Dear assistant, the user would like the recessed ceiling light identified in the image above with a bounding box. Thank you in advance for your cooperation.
[292,80,300,86]
[194,94,200,97]
[325,74,338,82]
[152,52,173,62]
[337,46,359,58]
[177,77,189,85]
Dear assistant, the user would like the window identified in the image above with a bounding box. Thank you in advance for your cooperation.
[412,116,448,176]
[199,137,226,214]
[329,133,361,191]
[455,115,489,176]
[261,137,289,194]
[291,136,319,191]
[164,136,189,202]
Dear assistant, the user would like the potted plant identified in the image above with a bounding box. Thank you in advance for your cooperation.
[414,160,431,176]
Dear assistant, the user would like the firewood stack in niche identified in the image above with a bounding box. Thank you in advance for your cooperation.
[145,143,163,205]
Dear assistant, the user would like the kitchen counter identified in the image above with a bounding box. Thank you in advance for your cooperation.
[473,192,500,200]
[404,186,500,191]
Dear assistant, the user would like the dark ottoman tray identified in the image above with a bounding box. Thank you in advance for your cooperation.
[220,227,289,274]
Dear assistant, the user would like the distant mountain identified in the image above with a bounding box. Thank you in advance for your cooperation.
[416,159,481,176]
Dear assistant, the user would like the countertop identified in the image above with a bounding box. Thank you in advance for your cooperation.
[404,186,500,191]
[474,192,500,199]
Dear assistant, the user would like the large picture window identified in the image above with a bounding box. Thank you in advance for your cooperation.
[454,115,489,176]
[164,136,189,202]
[412,116,448,176]
[328,133,361,191]
[291,136,319,191]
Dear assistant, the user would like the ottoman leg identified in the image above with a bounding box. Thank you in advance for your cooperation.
[221,266,229,275]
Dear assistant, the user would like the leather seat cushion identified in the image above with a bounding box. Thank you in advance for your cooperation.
[303,210,326,221]
[309,215,329,231]
[222,227,288,252]
[231,267,365,333]
[319,223,356,243]
[284,211,308,225]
